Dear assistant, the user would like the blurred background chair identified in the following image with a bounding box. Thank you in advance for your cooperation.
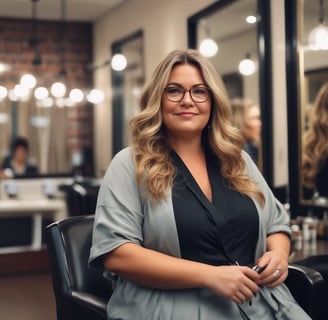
[59,179,100,216]
[45,214,326,320]
[45,215,112,320]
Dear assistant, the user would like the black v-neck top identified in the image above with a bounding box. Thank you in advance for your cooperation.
[171,151,259,267]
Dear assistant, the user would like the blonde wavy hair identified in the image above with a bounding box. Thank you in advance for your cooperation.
[130,49,264,206]
[230,98,258,135]
[302,82,328,189]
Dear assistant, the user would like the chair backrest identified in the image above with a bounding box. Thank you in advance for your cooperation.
[45,215,112,320]
[61,183,100,216]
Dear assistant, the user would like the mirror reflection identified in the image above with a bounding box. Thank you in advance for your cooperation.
[300,0,328,205]
[194,0,262,169]
[0,7,95,178]
[112,31,144,155]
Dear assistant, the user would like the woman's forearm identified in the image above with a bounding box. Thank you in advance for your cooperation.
[103,242,211,289]
[103,242,260,303]
[266,232,290,260]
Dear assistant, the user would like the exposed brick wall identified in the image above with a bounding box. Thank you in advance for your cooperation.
[0,17,94,172]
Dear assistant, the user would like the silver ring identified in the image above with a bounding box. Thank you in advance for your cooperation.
[273,268,281,278]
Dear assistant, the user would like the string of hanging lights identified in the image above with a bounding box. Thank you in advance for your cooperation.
[0,0,127,107]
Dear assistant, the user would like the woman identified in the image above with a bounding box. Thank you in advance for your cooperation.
[302,82,328,198]
[230,98,262,165]
[89,49,309,319]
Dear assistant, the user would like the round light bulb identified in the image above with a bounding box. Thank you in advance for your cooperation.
[0,86,8,100]
[69,88,84,103]
[20,73,37,89]
[111,54,127,71]
[199,38,219,57]
[239,57,256,76]
[246,15,257,24]
[308,24,328,50]
[9,89,18,101]
[87,89,104,104]
[51,82,67,98]
[14,84,29,99]
[34,87,49,100]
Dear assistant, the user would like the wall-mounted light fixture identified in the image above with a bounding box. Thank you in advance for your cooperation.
[308,0,328,51]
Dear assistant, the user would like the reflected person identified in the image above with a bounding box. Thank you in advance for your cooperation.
[302,82,328,198]
[230,98,262,166]
[89,49,310,319]
[0,136,38,178]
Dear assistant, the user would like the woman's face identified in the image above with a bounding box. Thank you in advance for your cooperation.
[243,105,262,142]
[162,64,211,140]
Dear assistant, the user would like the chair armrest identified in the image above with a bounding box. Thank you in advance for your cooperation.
[72,291,107,319]
[288,263,324,286]
[286,263,325,319]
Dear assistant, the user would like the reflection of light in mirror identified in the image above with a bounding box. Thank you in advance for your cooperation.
[0,113,9,123]
[246,15,257,24]
[51,82,67,98]
[69,88,84,103]
[64,98,75,107]
[111,53,127,71]
[87,89,104,104]
[20,73,37,89]
[38,97,54,108]
[199,38,218,57]
[308,24,328,50]
[34,86,49,100]
[238,54,256,76]
[30,116,50,128]
[56,98,66,108]
[72,151,83,166]
[0,85,8,100]
[0,63,10,73]
[14,84,29,99]
[132,87,141,97]
[8,89,18,101]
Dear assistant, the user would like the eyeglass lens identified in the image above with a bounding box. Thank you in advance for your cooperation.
[165,85,209,102]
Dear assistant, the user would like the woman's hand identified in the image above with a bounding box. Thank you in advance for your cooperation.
[255,232,290,288]
[205,265,260,304]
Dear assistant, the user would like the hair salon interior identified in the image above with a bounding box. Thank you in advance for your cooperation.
[0,0,327,319]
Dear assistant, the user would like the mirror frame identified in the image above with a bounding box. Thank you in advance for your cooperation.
[285,0,326,217]
[111,29,144,156]
[188,0,274,187]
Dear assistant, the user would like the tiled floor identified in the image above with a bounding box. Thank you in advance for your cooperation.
[0,271,56,320]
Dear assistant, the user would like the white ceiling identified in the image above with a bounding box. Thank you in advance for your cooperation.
[0,0,128,22]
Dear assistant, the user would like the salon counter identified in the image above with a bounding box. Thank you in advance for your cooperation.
[289,240,328,263]
[0,177,72,253]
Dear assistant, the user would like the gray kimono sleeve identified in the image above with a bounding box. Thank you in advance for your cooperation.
[89,147,144,270]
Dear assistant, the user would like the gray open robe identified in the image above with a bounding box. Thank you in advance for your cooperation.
[89,147,310,320]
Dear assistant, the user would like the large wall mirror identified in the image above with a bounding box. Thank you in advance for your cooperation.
[188,0,275,187]
[0,18,94,178]
[286,0,328,217]
[111,30,144,155]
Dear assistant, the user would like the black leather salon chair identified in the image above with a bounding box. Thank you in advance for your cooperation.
[45,215,325,320]
[292,254,328,320]
[45,215,112,320]
[285,263,326,319]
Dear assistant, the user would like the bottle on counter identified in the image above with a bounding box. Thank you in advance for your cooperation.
[317,211,328,240]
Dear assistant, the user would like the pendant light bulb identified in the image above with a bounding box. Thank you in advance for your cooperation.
[239,53,256,76]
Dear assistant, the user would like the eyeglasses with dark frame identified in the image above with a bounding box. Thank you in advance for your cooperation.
[164,85,211,103]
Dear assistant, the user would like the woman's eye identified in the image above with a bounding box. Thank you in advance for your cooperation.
[167,87,182,94]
